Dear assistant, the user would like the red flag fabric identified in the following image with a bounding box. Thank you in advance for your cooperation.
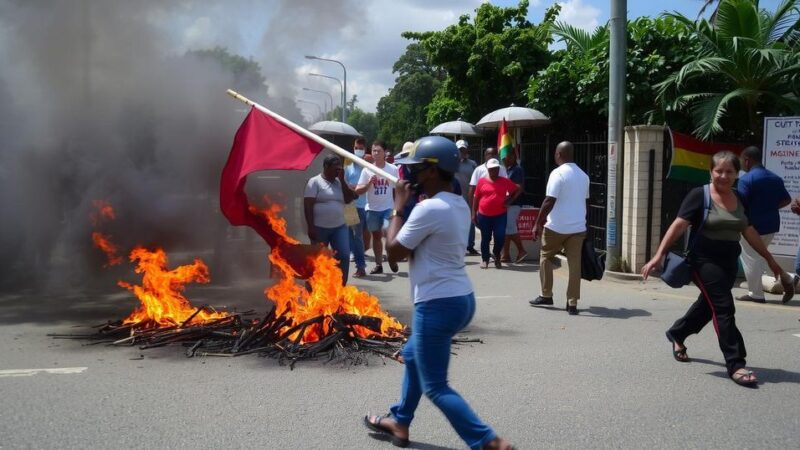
[220,107,323,246]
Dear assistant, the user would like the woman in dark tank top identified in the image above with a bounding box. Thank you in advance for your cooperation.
[641,151,789,387]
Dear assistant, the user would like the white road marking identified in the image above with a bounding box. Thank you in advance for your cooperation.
[476,295,512,299]
[793,334,800,339]
[0,367,88,378]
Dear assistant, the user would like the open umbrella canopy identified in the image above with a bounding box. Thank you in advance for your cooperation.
[430,118,482,137]
[476,105,550,129]
[308,120,360,137]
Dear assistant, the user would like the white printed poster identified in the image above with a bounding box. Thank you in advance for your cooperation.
[762,117,800,257]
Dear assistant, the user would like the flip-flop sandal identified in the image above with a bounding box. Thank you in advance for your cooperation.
[665,331,689,363]
[363,414,409,448]
[730,370,758,387]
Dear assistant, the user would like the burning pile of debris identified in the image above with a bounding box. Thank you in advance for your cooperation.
[51,200,434,368]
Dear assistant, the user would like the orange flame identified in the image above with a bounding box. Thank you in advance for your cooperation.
[250,201,299,245]
[118,247,227,327]
[91,200,116,226]
[91,232,123,266]
[264,209,404,344]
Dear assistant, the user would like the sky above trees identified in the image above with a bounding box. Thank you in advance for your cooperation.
[158,0,784,119]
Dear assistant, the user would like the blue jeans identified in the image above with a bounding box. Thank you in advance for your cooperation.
[349,208,366,270]
[467,221,476,250]
[314,224,350,284]
[477,213,507,262]
[389,294,496,449]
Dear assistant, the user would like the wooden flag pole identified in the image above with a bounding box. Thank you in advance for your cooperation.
[226,89,399,184]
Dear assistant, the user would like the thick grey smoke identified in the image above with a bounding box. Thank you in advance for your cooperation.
[0,0,359,291]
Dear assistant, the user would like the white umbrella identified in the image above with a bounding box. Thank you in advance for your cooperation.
[308,120,360,137]
[430,118,482,137]
[475,104,550,129]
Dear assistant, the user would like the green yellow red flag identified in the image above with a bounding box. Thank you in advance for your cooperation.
[668,130,744,184]
[498,118,514,160]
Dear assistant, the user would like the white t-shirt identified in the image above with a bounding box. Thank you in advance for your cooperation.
[357,163,399,212]
[544,162,590,234]
[303,174,345,228]
[396,192,474,303]
[469,163,508,186]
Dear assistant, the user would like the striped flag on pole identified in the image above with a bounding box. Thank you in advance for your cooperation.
[668,130,744,184]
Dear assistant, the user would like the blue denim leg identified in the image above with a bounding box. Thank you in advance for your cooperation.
[477,214,492,262]
[390,294,496,450]
[468,221,476,249]
[349,208,366,270]
[491,213,507,258]
[315,224,350,284]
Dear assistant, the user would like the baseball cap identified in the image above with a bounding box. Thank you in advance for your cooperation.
[456,139,469,149]
[486,158,500,169]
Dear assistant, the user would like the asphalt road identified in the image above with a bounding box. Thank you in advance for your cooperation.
[1,254,799,449]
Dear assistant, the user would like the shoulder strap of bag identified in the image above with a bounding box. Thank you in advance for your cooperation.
[687,184,712,252]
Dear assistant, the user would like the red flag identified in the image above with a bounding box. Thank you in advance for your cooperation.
[220,107,323,246]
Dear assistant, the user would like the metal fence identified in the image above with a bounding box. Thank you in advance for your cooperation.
[518,131,609,251]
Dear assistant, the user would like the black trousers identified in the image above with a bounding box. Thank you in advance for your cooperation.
[668,241,747,375]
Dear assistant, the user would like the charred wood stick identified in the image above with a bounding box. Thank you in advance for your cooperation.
[276,316,325,342]
[185,340,204,357]
[179,305,207,328]
[231,329,249,353]
[331,314,382,333]
[236,309,275,350]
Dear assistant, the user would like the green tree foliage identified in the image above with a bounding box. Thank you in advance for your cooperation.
[347,108,378,144]
[187,46,266,95]
[403,0,556,126]
[376,43,442,148]
[656,0,800,140]
[528,16,703,134]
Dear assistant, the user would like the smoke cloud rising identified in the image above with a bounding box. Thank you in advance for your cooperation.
[0,0,360,291]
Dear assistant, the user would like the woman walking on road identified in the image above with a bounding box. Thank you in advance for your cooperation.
[641,151,790,387]
[472,159,521,269]
[363,137,513,450]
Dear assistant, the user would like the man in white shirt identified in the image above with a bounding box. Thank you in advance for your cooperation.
[529,141,590,315]
[355,140,400,274]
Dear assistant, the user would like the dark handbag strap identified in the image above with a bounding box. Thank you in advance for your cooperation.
[686,184,711,254]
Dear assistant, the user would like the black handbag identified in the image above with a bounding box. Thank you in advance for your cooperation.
[581,238,605,281]
[660,185,711,288]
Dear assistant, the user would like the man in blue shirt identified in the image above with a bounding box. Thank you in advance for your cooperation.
[737,146,792,303]
[345,137,368,278]
[500,149,528,262]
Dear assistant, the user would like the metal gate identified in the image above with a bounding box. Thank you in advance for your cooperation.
[520,131,608,251]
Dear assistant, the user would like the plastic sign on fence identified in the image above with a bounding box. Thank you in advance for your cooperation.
[517,207,539,241]
[763,116,800,257]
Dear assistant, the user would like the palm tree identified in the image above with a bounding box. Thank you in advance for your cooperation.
[657,0,800,140]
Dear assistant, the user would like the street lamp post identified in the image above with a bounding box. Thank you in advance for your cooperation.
[296,99,323,121]
[308,73,343,119]
[302,87,334,119]
[305,55,347,122]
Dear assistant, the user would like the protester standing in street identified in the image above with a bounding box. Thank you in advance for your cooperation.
[356,140,400,274]
[455,140,479,255]
[735,146,794,303]
[345,137,368,278]
[364,136,513,450]
[529,142,589,315]
[500,149,527,263]
[303,155,356,285]
[472,159,521,269]
[641,151,787,387]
